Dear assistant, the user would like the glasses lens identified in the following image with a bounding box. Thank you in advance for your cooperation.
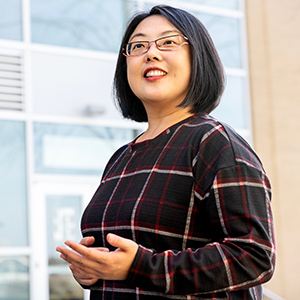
[157,35,184,50]
[127,42,148,56]
[124,35,187,56]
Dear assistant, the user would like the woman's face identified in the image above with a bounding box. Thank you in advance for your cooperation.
[126,15,192,112]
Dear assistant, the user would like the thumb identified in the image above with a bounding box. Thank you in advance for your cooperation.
[106,233,132,251]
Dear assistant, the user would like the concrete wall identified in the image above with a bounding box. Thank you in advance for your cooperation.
[246,1,300,299]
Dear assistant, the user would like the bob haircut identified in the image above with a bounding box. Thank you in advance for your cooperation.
[113,5,225,122]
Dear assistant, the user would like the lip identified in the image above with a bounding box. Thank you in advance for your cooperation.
[143,67,167,79]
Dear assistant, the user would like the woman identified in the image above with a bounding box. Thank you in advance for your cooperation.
[56,5,276,299]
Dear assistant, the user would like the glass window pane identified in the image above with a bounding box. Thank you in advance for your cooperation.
[0,0,23,41]
[194,12,242,68]
[211,75,247,129]
[47,195,83,300]
[34,123,136,175]
[31,52,119,119]
[0,120,28,247]
[181,0,239,10]
[0,256,29,300]
[31,0,135,52]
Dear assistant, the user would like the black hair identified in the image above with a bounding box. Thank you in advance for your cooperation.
[113,5,225,122]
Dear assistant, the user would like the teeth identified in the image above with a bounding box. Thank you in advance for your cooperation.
[145,70,166,77]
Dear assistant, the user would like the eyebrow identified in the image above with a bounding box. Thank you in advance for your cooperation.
[129,30,181,42]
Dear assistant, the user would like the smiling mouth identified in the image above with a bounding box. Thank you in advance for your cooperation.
[144,70,167,78]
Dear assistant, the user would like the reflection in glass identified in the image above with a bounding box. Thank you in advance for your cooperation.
[0,256,29,300]
[211,76,246,129]
[47,195,83,300]
[0,120,28,247]
[31,0,136,52]
[34,123,136,175]
[0,0,22,41]
[194,12,242,68]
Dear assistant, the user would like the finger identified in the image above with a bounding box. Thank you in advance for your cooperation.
[57,245,95,273]
[60,242,111,277]
[106,233,135,252]
[65,240,92,258]
[75,277,98,286]
[96,247,110,252]
[56,245,70,257]
[69,264,94,278]
[70,265,99,286]
[79,236,95,246]
[65,241,94,259]
[79,237,110,252]
[65,240,110,260]
[56,245,66,253]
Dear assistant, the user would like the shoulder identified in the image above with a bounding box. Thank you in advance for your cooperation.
[101,143,129,177]
[107,143,129,166]
[182,113,231,146]
[190,115,269,197]
[188,114,265,173]
[218,120,266,173]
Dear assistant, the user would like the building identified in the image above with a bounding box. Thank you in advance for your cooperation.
[0,0,298,299]
[246,1,300,299]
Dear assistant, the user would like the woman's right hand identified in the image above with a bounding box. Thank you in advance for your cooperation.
[64,236,109,286]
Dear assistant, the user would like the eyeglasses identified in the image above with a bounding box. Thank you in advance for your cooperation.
[123,34,189,57]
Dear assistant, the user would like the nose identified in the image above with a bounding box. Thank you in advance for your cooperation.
[145,41,161,61]
[147,41,159,53]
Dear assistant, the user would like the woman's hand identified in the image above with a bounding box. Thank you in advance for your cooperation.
[56,234,139,284]
[63,236,105,286]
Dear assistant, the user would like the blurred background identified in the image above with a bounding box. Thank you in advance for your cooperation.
[0,0,299,299]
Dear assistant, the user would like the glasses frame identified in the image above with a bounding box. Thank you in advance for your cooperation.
[123,34,189,57]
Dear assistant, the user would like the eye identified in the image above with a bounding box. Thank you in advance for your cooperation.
[126,42,148,55]
[127,42,148,55]
[164,39,176,45]
[132,42,147,51]
[159,36,181,48]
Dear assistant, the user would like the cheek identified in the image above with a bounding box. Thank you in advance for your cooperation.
[173,51,191,79]
[126,61,139,92]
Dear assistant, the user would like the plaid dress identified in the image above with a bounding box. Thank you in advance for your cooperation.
[81,113,276,299]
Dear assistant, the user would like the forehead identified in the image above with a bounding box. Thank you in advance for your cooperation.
[129,15,180,41]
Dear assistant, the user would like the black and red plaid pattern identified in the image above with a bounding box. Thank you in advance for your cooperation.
[81,113,275,299]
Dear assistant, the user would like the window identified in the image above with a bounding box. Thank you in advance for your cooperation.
[0,256,30,300]
[34,122,136,175]
[192,12,242,68]
[184,0,239,10]
[212,76,246,129]
[47,195,83,300]
[0,120,28,247]
[31,0,135,52]
[0,0,23,41]
[31,52,117,118]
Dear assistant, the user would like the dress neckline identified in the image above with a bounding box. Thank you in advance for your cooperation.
[128,113,202,151]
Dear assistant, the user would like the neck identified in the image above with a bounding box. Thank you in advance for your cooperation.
[136,106,194,143]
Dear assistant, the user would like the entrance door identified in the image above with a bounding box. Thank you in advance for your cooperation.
[30,182,96,300]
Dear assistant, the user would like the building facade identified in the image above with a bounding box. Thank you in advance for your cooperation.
[1,0,296,299]
[246,0,300,299]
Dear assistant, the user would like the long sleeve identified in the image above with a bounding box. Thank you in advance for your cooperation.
[126,163,275,296]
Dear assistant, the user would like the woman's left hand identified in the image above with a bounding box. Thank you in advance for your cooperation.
[56,233,139,281]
